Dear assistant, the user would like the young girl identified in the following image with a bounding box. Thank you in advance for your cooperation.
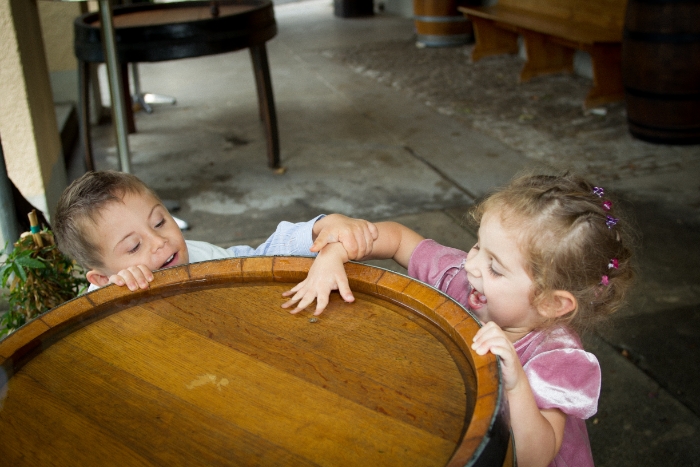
[283,172,634,467]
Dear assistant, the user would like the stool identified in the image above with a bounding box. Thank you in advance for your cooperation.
[74,0,280,171]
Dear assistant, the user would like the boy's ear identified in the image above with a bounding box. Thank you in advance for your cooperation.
[538,290,577,319]
[86,269,110,287]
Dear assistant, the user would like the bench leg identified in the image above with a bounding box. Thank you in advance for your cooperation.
[519,31,574,82]
[470,17,519,62]
[584,44,624,109]
[250,44,280,169]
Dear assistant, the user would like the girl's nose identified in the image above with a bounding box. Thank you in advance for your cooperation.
[464,254,481,278]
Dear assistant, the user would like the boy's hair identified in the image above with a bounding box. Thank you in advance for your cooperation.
[470,172,635,334]
[54,171,161,270]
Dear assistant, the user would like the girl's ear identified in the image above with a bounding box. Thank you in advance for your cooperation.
[86,270,110,287]
[538,290,577,319]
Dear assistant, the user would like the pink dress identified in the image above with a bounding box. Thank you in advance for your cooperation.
[408,239,599,467]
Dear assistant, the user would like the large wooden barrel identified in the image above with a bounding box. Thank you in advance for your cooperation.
[334,0,374,18]
[0,257,511,466]
[622,0,700,144]
[414,0,473,47]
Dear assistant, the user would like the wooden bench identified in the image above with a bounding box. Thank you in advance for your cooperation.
[459,0,628,109]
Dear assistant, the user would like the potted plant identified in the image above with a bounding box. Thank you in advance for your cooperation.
[0,210,88,338]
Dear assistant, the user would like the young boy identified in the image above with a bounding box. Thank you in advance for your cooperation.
[54,171,377,304]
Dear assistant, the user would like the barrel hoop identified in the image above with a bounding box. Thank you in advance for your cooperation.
[416,33,470,46]
[624,30,700,43]
[625,86,700,100]
[628,118,700,132]
[414,15,469,23]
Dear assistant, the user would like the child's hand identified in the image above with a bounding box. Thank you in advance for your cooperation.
[311,214,378,260]
[472,322,525,392]
[109,265,154,291]
[282,243,351,315]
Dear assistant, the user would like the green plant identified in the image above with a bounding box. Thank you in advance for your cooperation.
[0,229,88,338]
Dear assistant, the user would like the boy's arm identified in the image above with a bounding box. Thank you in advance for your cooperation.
[281,242,351,315]
[281,222,425,315]
[227,215,324,258]
[228,214,377,259]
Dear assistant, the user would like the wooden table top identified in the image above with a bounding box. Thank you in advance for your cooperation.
[0,257,508,466]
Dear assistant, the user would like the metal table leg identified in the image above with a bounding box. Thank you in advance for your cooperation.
[96,0,188,230]
[97,0,131,174]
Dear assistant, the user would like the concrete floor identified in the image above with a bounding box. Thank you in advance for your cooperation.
[79,1,700,465]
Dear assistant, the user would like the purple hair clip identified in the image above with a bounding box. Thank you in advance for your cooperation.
[602,200,613,211]
[606,215,618,229]
[601,275,609,286]
[593,187,605,197]
[608,258,619,269]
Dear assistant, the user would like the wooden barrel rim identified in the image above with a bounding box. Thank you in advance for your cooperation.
[0,257,508,466]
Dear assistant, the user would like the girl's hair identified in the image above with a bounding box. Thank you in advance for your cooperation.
[470,172,635,333]
[53,171,161,270]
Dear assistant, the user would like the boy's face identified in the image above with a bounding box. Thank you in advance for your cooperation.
[88,190,188,280]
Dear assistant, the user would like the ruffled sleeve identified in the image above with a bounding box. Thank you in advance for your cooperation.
[408,239,471,308]
[523,348,601,419]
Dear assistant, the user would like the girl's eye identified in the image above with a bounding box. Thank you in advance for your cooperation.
[488,264,502,277]
[128,242,141,254]
[472,243,480,251]
[155,218,165,228]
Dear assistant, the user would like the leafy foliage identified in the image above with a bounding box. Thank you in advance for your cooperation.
[0,230,88,338]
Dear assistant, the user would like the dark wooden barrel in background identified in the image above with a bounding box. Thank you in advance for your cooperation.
[622,0,700,144]
[334,0,374,18]
[413,0,473,47]
[0,257,511,466]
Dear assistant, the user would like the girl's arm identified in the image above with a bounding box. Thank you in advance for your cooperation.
[360,221,425,268]
[282,221,425,314]
[310,214,378,260]
[473,322,567,467]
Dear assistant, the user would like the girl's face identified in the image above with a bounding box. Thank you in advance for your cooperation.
[464,209,542,341]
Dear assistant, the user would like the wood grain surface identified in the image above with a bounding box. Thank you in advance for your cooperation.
[0,257,507,466]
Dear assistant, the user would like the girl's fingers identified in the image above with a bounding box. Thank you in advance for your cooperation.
[310,231,335,253]
[473,322,501,344]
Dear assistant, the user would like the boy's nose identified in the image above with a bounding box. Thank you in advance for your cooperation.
[150,232,167,251]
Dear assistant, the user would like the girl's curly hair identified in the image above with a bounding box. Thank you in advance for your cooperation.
[470,172,635,334]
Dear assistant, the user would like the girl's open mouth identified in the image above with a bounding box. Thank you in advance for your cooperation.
[468,287,487,310]
[161,253,177,269]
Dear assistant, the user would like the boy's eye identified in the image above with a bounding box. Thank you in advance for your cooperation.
[128,242,141,254]
[155,218,165,228]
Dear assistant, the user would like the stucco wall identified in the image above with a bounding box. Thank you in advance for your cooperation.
[0,0,67,222]
[39,1,84,103]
